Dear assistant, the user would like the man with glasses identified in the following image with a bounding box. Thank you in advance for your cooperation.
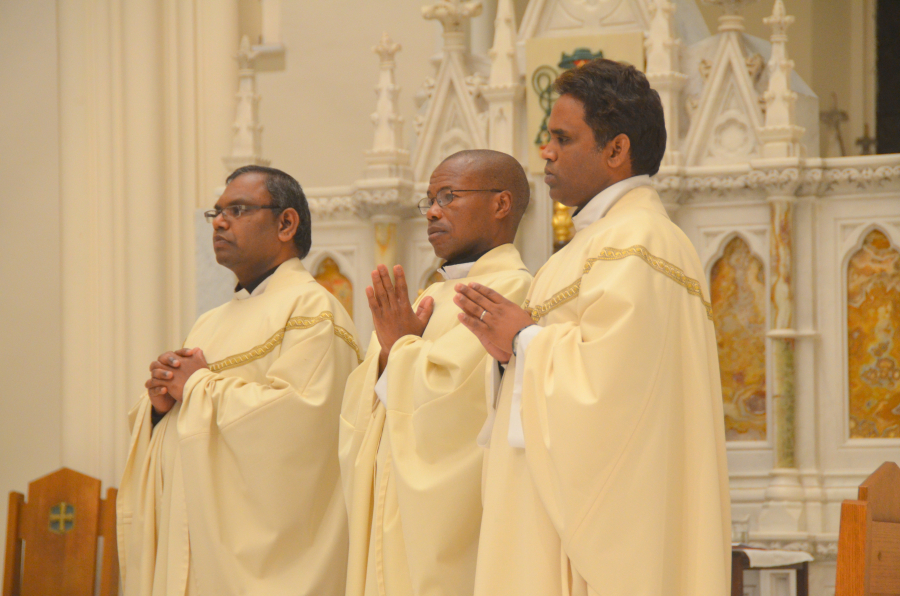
[118,165,360,596]
[340,149,532,596]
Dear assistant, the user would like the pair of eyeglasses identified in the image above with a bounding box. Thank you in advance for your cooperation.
[417,189,504,215]
[204,204,281,223]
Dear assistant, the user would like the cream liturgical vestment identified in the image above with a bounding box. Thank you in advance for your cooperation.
[474,186,731,596]
[340,244,532,596]
[117,258,361,596]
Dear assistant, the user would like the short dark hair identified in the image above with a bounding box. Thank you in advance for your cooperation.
[553,58,666,176]
[226,165,312,259]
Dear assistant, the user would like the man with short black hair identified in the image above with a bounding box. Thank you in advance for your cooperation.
[118,166,360,596]
[455,59,731,596]
[340,149,532,596]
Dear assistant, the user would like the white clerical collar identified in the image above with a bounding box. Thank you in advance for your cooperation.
[234,274,273,300]
[437,261,476,280]
[571,174,652,232]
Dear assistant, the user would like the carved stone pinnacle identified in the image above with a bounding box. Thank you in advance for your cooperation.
[422,0,483,34]
[373,32,401,62]
[764,0,794,38]
[236,34,259,70]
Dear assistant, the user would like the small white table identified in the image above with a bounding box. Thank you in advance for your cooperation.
[731,546,813,596]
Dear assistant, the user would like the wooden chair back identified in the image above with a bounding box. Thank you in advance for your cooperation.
[835,461,900,596]
[3,468,118,596]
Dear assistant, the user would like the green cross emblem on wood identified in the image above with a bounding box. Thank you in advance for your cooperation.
[49,502,75,534]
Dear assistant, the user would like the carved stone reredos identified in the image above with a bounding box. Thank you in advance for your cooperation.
[305,0,838,223]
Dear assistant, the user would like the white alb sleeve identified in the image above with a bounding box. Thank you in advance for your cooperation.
[508,325,541,448]
[375,370,388,408]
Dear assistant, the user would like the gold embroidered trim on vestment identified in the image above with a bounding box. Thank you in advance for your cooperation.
[524,245,713,322]
[208,311,362,373]
[331,325,363,363]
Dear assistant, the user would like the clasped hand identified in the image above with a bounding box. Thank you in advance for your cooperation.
[366,264,434,374]
[145,348,209,414]
[454,283,534,364]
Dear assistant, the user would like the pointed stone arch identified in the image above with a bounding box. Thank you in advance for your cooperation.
[704,229,767,280]
[313,253,355,318]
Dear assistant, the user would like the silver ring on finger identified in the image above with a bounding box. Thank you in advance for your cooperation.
[480,309,487,321]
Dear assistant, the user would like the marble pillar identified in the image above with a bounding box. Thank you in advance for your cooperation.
[759,193,805,534]
[769,196,796,468]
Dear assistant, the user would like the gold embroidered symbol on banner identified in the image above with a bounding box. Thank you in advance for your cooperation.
[49,502,75,534]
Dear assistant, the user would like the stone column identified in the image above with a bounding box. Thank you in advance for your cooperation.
[757,180,806,536]
[755,0,808,538]
[769,194,796,470]
[58,0,241,485]
[198,0,240,202]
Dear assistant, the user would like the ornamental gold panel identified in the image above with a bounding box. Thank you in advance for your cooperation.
[710,237,767,441]
[847,229,900,438]
[315,256,354,318]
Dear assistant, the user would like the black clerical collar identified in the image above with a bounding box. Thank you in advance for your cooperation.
[235,265,280,295]
[442,248,491,268]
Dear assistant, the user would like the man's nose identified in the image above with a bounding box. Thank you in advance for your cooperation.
[426,202,442,220]
[540,144,556,161]
[212,214,229,231]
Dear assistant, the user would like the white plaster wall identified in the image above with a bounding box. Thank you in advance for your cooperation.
[0,0,63,550]
[255,1,441,188]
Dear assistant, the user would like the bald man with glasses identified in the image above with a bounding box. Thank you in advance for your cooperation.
[339,150,532,596]
[118,165,360,596]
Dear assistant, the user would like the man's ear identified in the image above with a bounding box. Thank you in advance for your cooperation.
[606,133,632,171]
[494,190,513,220]
[277,208,300,243]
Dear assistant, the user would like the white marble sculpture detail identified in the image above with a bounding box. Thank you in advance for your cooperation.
[759,0,804,158]
[365,33,411,180]
[645,0,688,166]
[413,0,489,182]
[224,35,270,172]
[683,5,762,166]
[484,0,523,154]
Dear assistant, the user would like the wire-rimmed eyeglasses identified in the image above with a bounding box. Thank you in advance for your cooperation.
[203,204,281,223]
[417,189,504,215]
